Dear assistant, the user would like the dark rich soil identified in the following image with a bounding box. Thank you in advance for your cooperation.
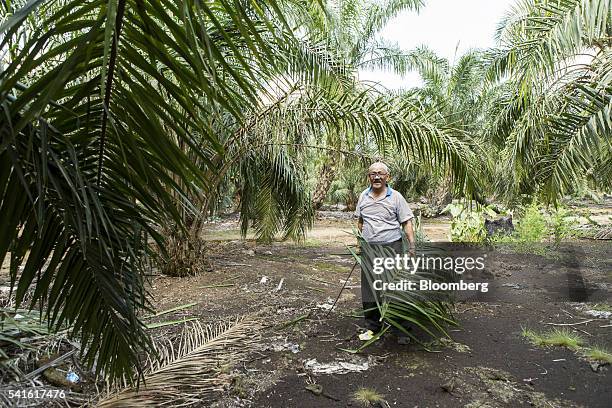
[148,234,611,408]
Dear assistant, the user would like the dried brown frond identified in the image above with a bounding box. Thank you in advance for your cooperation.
[97,318,261,407]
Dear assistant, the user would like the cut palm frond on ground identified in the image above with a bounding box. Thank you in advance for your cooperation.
[97,318,261,407]
[350,233,456,347]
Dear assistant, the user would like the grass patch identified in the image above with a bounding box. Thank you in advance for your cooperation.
[589,303,612,312]
[300,238,327,247]
[352,387,385,406]
[313,261,348,273]
[522,327,584,350]
[583,346,612,364]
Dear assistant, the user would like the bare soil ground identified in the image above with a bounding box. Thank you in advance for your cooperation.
[1,211,610,407]
[149,217,611,408]
[200,213,452,244]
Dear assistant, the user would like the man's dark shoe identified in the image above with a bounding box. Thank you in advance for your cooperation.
[392,321,413,345]
[365,321,382,332]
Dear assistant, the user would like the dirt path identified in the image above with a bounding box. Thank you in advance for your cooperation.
[149,233,611,408]
[201,215,452,244]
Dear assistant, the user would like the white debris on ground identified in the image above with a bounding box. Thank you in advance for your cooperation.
[574,304,612,320]
[263,335,301,354]
[275,278,285,292]
[268,342,300,353]
[303,357,371,375]
[584,310,612,319]
[358,330,374,341]
[316,297,335,311]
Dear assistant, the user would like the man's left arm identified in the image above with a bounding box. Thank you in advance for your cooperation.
[402,219,416,254]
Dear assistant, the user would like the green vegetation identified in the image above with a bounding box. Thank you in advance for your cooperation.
[352,387,385,406]
[549,207,579,245]
[513,204,548,243]
[523,327,612,369]
[589,303,612,313]
[444,201,579,246]
[522,327,584,350]
[583,346,612,365]
[413,214,429,243]
[444,203,499,242]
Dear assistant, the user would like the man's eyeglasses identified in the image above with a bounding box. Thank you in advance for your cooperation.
[368,172,388,178]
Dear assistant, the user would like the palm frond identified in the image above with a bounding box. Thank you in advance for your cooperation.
[537,69,612,198]
[354,0,423,60]
[355,235,457,343]
[239,145,314,242]
[357,40,440,77]
[399,45,450,87]
[97,319,261,407]
[491,0,611,85]
[0,0,310,383]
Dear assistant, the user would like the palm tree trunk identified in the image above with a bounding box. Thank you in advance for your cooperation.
[428,176,453,215]
[312,152,340,209]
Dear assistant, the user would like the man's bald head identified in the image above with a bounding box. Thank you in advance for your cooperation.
[368,161,389,174]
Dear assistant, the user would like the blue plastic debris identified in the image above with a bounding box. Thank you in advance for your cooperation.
[66,371,79,383]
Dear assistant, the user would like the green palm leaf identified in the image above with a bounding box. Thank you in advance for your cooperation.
[0,0,312,383]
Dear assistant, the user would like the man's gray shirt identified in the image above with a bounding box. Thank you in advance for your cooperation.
[355,186,414,243]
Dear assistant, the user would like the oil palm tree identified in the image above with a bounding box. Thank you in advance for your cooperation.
[0,0,341,383]
[389,47,489,208]
[485,0,612,202]
[200,0,485,240]
[300,0,425,208]
[217,79,485,240]
[403,48,487,132]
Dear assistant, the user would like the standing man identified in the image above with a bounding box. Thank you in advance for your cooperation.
[355,161,415,336]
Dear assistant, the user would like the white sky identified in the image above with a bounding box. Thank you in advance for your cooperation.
[358,0,515,89]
